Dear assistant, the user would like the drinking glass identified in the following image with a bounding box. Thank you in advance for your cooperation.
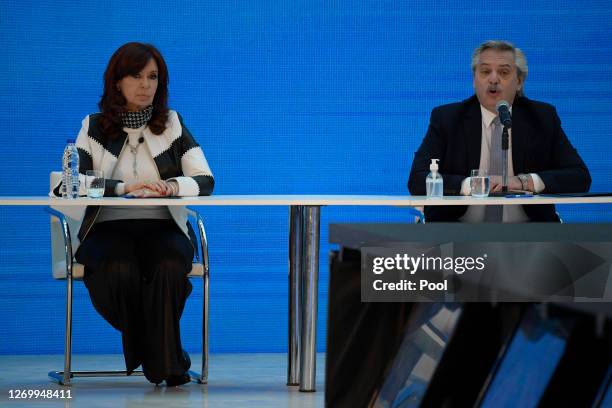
[86,170,105,198]
[470,169,490,198]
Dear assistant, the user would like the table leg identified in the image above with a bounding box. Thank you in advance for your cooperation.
[287,205,303,386]
[299,205,320,392]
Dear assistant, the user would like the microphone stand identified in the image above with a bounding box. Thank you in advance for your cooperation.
[501,125,509,193]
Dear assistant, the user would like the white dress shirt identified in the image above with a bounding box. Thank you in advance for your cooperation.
[459,105,545,223]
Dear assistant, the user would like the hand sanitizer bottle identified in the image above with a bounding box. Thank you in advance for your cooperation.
[426,159,443,198]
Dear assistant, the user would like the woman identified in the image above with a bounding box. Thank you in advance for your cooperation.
[53,42,214,386]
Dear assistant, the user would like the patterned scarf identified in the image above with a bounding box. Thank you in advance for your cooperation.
[121,105,153,129]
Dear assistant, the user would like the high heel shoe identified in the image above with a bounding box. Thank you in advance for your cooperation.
[165,373,191,387]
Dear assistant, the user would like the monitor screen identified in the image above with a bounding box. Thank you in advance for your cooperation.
[374,302,463,407]
[478,307,573,407]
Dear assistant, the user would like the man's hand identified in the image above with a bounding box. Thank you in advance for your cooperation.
[490,176,531,193]
[490,176,521,193]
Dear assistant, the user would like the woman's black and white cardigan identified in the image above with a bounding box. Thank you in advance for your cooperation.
[52,110,214,245]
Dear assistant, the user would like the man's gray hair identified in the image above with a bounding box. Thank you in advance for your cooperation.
[471,40,528,96]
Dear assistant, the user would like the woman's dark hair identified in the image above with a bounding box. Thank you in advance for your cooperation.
[99,42,169,139]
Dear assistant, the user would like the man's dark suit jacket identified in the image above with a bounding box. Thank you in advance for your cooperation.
[408,95,591,222]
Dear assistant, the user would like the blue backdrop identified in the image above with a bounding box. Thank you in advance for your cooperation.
[1,0,611,355]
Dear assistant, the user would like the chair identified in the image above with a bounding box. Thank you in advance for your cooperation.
[409,206,425,223]
[47,173,209,386]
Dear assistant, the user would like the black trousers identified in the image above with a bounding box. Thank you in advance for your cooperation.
[75,219,194,384]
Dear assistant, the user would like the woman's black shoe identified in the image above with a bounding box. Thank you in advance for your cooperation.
[165,350,191,386]
[165,373,191,387]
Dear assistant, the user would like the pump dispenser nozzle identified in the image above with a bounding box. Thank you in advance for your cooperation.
[430,159,439,178]
[430,158,439,170]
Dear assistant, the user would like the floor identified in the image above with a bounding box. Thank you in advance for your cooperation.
[0,353,325,408]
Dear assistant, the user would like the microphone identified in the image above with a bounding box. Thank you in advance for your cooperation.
[496,100,512,128]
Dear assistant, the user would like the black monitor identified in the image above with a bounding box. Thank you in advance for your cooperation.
[374,302,464,406]
[476,306,571,407]
[476,304,611,407]
[378,303,612,407]
[373,303,524,407]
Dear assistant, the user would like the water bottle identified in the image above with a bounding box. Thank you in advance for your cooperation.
[61,139,80,199]
[426,158,443,198]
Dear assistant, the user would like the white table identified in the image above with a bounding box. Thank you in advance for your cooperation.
[3,194,612,206]
[1,194,611,391]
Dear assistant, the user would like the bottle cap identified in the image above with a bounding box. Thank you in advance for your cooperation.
[66,139,76,144]
[430,158,439,171]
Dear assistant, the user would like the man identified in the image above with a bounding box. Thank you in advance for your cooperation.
[408,40,591,222]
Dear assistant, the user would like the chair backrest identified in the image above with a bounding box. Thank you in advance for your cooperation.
[50,171,86,278]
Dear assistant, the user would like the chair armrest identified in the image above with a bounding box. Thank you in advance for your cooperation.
[186,207,209,274]
[407,206,425,224]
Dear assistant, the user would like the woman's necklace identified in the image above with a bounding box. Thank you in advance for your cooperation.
[126,136,145,179]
